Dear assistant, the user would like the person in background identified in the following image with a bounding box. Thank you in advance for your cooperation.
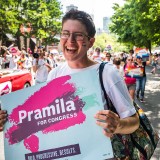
[104,51,112,63]
[24,53,33,72]
[0,9,139,159]
[0,55,3,69]
[157,53,160,72]
[32,51,52,84]
[87,49,94,60]
[123,56,137,100]
[3,49,19,69]
[2,51,10,68]
[92,47,102,63]
[129,49,134,57]
[134,55,151,102]
[151,54,158,74]
[119,52,127,63]
[17,53,26,69]
[113,57,124,78]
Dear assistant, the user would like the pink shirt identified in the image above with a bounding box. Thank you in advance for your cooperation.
[124,64,136,84]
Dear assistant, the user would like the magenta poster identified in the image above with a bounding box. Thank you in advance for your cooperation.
[0,69,113,160]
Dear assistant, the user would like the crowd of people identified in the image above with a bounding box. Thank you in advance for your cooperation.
[1,39,160,101]
[0,8,159,159]
[1,39,160,102]
[0,45,66,84]
[89,47,160,102]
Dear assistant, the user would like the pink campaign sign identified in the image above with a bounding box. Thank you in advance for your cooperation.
[1,70,113,160]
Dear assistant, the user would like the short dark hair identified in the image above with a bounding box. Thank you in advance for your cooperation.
[95,47,101,52]
[106,52,111,57]
[113,58,121,65]
[62,9,96,38]
[129,49,134,54]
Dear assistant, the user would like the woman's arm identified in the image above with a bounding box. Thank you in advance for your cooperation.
[114,112,139,134]
[45,63,52,72]
[146,54,152,65]
[95,64,139,137]
[32,59,39,73]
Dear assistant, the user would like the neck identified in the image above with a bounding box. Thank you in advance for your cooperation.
[68,57,97,69]
[127,63,132,66]
[137,62,142,65]
[117,65,120,69]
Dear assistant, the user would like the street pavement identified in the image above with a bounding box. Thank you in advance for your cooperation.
[0,66,160,160]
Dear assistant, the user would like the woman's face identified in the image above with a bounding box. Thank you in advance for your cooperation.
[60,20,95,63]
[136,57,142,63]
[127,57,133,64]
[106,54,111,60]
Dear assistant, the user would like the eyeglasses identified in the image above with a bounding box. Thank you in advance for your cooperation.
[60,31,90,41]
[127,59,133,61]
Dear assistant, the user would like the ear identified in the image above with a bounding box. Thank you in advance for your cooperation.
[88,38,95,48]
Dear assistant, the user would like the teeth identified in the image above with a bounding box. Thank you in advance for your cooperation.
[67,47,76,50]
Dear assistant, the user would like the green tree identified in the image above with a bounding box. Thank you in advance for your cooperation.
[0,0,63,47]
[110,0,160,52]
[0,0,21,44]
[20,0,62,45]
[94,33,128,52]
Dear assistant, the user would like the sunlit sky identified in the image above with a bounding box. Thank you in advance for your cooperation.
[59,0,125,28]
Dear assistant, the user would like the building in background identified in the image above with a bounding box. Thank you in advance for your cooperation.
[103,17,111,34]
[66,4,78,12]
[90,14,94,22]
[66,5,94,24]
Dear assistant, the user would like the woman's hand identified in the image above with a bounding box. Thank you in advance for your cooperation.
[0,110,8,131]
[94,110,120,137]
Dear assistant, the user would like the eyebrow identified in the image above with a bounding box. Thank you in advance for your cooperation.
[62,30,84,33]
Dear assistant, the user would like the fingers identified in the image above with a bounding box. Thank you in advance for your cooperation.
[0,110,8,128]
[103,129,113,138]
[95,110,119,125]
[94,110,120,137]
[96,110,119,119]
[96,119,117,134]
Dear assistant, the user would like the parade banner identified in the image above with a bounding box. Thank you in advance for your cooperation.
[135,47,149,54]
[126,68,143,78]
[0,69,113,160]
[124,64,143,78]
[135,48,149,61]
[125,66,143,78]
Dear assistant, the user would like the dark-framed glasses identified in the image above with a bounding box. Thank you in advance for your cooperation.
[60,31,90,41]
[128,59,133,61]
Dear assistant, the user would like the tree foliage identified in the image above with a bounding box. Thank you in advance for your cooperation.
[110,0,160,52]
[20,0,62,39]
[0,0,20,40]
[0,0,62,44]
[93,33,128,52]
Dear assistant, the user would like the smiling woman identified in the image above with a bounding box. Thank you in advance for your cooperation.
[0,9,139,160]
[57,10,96,65]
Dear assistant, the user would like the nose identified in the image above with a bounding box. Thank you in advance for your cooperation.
[67,33,76,42]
